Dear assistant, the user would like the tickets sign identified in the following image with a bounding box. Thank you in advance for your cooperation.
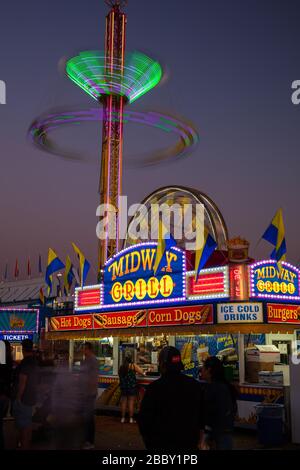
[148,305,213,327]
[250,260,300,301]
[267,304,300,324]
[0,334,33,342]
[93,310,147,329]
[48,314,93,331]
[103,243,186,308]
[217,303,263,323]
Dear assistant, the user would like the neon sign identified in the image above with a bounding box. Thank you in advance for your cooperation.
[103,243,186,308]
[186,266,229,300]
[250,260,300,301]
[229,264,248,301]
[76,286,102,309]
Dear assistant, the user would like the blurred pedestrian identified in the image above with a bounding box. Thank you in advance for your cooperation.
[137,346,204,450]
[50,358,83,449]
[80,342,99,449]
[119,355,144,424]
[12,339,39,450]
[200,356,238,450]
[0,341,13,449]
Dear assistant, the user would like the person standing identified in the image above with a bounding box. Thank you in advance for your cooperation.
[12,339,39,450]
[0,341,13,449]
[137,346,204,450]
[119,356,145,424]
[81,342,99,450]
[200,356,238,450]
[51,358,83,449]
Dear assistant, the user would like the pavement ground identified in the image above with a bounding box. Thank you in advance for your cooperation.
[3,414,300,451]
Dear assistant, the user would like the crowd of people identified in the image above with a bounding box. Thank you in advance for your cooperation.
[122,347,238,451]
[0,340,99,450]
[0,340,238,451]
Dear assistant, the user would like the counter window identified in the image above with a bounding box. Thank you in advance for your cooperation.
[119,336,168,376]
[73,339,113,375]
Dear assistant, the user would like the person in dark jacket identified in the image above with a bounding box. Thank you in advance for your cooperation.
[200,356,238,450]
[80,342,99,450]
[12,339,39,450]
[0,341,13,449]
[137,346,204,450]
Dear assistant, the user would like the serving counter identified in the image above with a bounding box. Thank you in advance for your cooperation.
[95,373,287,429]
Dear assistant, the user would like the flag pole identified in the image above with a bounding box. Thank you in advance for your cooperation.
[253,237,262,252]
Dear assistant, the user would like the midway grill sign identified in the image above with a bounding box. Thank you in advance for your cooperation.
[103,243,186,308]
[250,260,300,301]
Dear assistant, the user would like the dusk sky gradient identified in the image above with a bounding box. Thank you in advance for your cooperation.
[0,0,300,281]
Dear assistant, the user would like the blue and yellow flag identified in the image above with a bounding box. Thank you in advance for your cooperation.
[45,248,65,295]
[262,209,286,262]
[153,220,177,275]
[195,227,217,280]
[39,287,45,305]
[72,265,80,287]
[72,243,90,287]
[64,255,74,295]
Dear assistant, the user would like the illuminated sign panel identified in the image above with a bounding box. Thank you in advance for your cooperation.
[48,306,213,332]
[0,309,39,334]
[93,310,147,329]
[76,286,102,311]
[103,243,186,308]
[0,334,33,342]
[217,303,263,323]
[267,304,300,324]
[48,314,93,331]
[250,260,300,301]
[148,305,213,327]
[229,264,249,301]
[186,267,229,300]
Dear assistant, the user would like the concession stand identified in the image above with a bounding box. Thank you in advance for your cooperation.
[0,308,40,360]
[45,241,300,430]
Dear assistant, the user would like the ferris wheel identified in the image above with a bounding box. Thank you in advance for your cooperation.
[123,185,228,252]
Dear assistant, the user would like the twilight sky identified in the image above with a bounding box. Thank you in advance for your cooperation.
[0,0,300,280]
